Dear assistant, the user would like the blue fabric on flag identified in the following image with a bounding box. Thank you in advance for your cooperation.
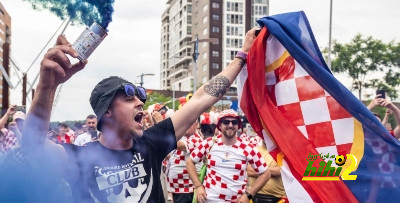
[257,11,400,202]
[230,100,238,111]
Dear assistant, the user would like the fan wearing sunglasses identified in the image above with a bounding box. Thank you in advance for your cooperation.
[17,27,260,203]
[187,109,271,203]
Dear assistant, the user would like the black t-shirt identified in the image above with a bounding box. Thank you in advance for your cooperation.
[64,118,176,203]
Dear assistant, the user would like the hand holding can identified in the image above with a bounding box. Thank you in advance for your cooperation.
[72,22,108,61]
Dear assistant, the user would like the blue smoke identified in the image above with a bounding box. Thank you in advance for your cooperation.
[23,0,115,29]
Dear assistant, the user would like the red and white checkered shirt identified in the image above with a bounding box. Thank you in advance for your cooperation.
[0,128,19,153]
[167,132,203,193]
[240,133,262,147]
[191,134,268,202]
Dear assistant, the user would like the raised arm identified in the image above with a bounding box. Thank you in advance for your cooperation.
[380,100,400,139]
[22,35,86,148]
[381,109,392,126]
[0,105,15,129]
[171,28,258,140]
[367,95,384,110]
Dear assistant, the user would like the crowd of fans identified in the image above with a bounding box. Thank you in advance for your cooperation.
[0,101,289,203]
[0,26,399,202]
[1,93,399,203]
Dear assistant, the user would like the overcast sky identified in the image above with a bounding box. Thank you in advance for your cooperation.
[2,0,400,122]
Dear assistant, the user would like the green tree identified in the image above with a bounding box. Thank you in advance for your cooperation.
[143,92,174,110]
[329,34,400,99]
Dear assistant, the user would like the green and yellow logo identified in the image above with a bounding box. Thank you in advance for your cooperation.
[302,153,358,181]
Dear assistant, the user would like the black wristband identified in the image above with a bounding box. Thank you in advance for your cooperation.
[235,51,247,63]
[245,191,253,200]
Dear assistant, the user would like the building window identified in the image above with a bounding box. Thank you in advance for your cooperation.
[203,4,208,12]
[212,2,219,8]
[202,28,208,36]
[226,26,244,36]
[187,16,192,24]
[212,51,219,57]
[212,14,219,21]
[226,38,243,48]
[239,3,244,12]
[212,26,219,33]
[202,52,208,60]
[203,16,208,24]
[212,63,219,69]
[226,51,236,60]
[203,76,208,83]
[227,14,243,24]
[202,64,208,71]
[227,2,243,12]
[253,5,268,15]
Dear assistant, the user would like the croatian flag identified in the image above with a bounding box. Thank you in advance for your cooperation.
[237,11,400,202]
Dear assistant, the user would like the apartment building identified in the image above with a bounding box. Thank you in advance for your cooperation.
[160,0,268,92]
[0,2,11,110]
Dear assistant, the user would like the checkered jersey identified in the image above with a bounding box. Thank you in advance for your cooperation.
[264,44,355,161]
[190,134,268,202]
[240,133,262,147]
[0,128,19,153]
[167,133,203,193]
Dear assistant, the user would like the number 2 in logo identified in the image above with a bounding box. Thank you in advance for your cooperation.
[341,154,358,180]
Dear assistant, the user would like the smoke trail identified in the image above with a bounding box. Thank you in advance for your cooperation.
[23,0,115,29]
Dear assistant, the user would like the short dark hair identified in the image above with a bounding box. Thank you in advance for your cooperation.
[58,123,68,128]
[86,114,97,120]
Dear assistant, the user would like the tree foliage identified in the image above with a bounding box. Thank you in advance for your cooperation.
[329,34,400,99]
[143,92,176,110]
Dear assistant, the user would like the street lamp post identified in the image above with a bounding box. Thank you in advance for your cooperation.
[192,36,199,93]
[188,35,218,92]
[327,0,333,68]
[137,73,155,87]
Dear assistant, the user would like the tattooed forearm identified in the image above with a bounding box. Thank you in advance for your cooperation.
[204,76,230,97]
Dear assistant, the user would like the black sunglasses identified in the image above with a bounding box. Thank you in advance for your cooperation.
[221,119,239,126]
